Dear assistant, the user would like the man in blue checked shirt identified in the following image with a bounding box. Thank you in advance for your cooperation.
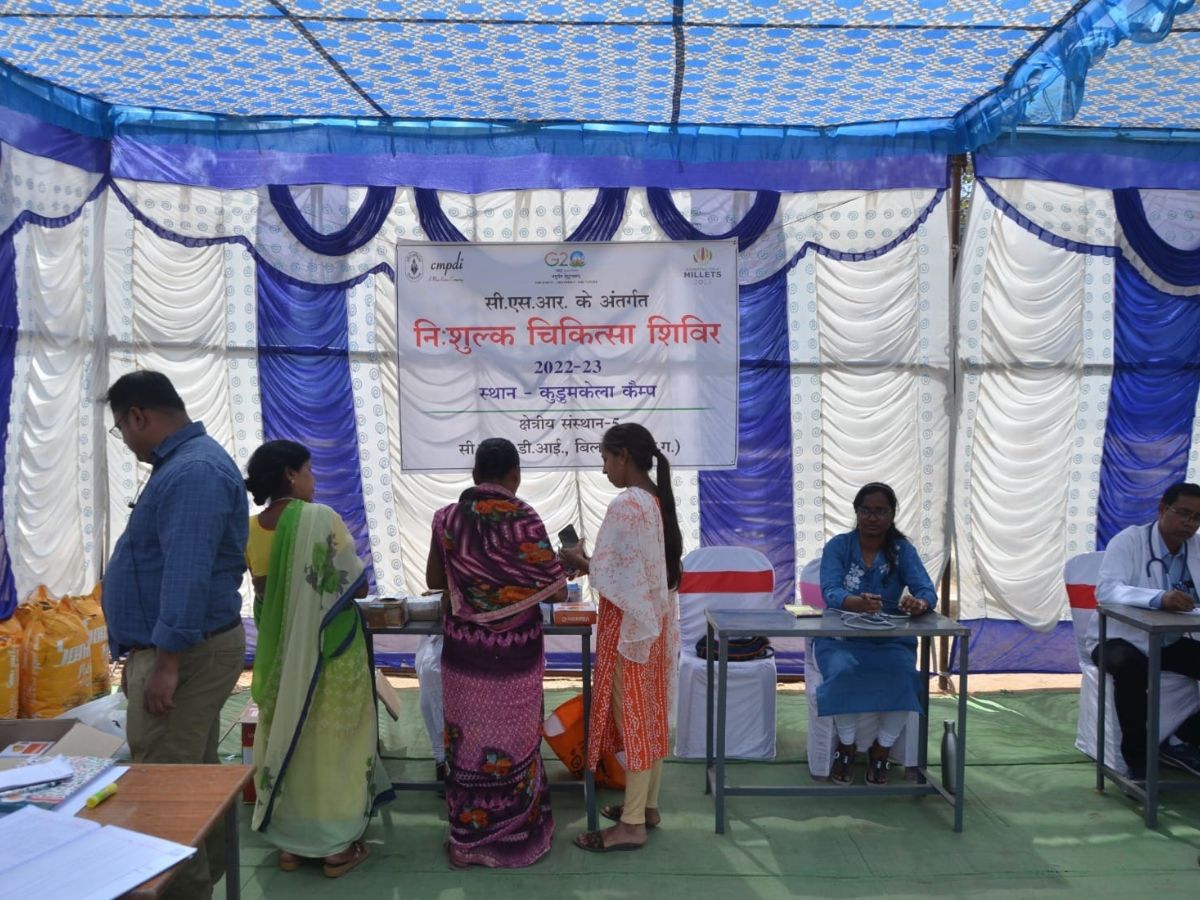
[103,370,247,900]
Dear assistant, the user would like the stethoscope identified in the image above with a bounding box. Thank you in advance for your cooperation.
[1145,524,1192,591]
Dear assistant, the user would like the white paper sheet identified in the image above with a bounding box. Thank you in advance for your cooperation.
[0,805,195,900]
[0,756,73,792]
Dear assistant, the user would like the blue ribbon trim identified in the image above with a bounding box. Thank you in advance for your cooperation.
[267,185,397,258]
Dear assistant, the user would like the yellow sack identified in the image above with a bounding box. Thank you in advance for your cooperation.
[62,585,110,698]
[0,616,21,719]
[17,587,93,718]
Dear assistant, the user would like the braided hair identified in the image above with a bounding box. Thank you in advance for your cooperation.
[600,423,683,589]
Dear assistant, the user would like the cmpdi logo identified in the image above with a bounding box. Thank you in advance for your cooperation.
[693,247,713,264]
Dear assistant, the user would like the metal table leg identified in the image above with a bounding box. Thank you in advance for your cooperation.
[918,634,930,782]
[581,630,596,831]
[705,620,714,795]
[954,629,968,833]
[715,633,728,834]
[1096,613,1107,792]
[224,797,240,900]
[1145,634,1162,829]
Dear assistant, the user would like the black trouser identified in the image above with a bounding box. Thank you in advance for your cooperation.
[1091,637,1200,770]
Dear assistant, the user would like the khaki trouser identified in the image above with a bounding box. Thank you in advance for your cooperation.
[612,658,663,826]
[125,625,245,900]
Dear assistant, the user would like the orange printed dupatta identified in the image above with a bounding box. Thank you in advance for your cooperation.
[433,482,566,624]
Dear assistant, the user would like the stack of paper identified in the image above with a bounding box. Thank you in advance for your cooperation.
[0,805,195,900]
[0,755,116,811]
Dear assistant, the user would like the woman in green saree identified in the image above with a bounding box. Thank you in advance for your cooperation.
[245,440,392,878]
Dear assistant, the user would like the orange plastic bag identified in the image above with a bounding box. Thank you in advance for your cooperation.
[62,585,110,698]
[17,587,93,718]
[0,615,21,719]
[542,693,627,789]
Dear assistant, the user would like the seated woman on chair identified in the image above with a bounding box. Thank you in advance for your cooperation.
[813,482,937,786]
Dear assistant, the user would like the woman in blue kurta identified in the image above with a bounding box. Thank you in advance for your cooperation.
[813,482,937,786]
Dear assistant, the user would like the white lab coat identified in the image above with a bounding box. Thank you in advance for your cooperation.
[1088,522,1200,654]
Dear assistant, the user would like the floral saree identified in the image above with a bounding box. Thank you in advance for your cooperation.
[250,500,392,857]
[432,482,566,868]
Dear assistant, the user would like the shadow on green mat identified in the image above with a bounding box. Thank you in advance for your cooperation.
[216,686,1200,900]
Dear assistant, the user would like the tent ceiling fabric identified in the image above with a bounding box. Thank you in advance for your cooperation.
[0,0,1196,158]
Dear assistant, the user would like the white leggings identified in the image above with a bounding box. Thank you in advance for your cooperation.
[833,710,908,751]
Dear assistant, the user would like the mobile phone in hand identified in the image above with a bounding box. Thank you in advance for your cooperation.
[558,524,580,548]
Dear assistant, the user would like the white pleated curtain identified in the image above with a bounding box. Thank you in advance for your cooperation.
[1,141,952,624]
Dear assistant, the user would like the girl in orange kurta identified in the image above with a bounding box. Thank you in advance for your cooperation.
[560,423,682,853]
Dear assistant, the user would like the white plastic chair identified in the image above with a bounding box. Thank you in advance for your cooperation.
[673,546,777,759]
[800,557,920,778]
[1068,551,1200,775]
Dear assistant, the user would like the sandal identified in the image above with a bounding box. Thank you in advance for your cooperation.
[574,829,644,853]
[600,804,660,828]
[830,743,856,786]
[278,851,303,872]
[866,742,890,786]
[323,840,369,878]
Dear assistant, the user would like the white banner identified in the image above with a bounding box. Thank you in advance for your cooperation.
[395,241,739,471]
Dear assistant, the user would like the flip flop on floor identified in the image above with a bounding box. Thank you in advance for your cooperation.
[600,805,660,828]
[574,830,644,853]
[323,841,370,878]
[278,852,304,872]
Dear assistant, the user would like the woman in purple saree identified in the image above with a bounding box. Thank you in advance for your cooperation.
[426,438,567,868]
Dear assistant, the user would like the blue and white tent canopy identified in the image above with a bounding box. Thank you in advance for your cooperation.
[0,0,1198,186]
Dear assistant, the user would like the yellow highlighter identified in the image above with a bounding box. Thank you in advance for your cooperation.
[85,783,119,809]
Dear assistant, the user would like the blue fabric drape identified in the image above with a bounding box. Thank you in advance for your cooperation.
[1096,258,1200,548]
[414,187,466,243]
[646,187,780,251]
[0,235,18,620]
[949,620,1079,674]
[698,268,795,604]
[256,267,376,591]
[1114,188,1200,287]
[267,185,396,257]
[415,187,628,243]
[565,188,627,241]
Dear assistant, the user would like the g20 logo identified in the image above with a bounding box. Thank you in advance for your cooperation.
[544,249,587,268]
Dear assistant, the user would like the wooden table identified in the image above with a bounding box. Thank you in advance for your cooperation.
[80,763,254,900]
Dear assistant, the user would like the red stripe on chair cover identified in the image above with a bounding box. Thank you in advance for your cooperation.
[678,569,774,594]
[1066,583,1097,609]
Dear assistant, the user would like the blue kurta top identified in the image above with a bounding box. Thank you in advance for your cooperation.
[820,531,937,613]
[813,530,937,717]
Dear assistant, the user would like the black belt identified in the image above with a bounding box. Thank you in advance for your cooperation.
[124,618,242,654]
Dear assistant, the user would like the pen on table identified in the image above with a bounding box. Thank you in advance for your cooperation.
[85,782,118,808]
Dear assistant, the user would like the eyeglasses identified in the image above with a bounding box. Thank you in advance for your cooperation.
[109,409,133,439]
[855,506,892,520]
[1167,506,1200,525]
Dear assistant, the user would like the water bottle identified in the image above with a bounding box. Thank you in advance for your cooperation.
[940,720,958,795]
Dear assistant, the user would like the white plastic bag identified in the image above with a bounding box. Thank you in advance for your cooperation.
[58,691,128,742]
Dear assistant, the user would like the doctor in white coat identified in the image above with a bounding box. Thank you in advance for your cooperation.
[1091,481,1200,779]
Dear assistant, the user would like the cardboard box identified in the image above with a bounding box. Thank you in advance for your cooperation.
[358,598,409,629]
[553,602,598,626]
[0,720,123,772]
[374,671,402,722]
[237,702,258,804]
